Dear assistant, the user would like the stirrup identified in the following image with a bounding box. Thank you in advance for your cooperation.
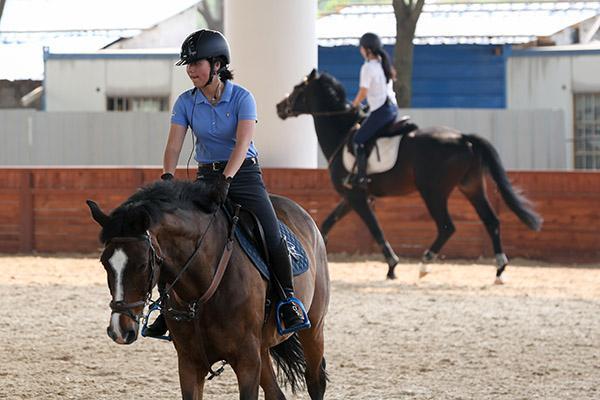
[275,297,311,335]
[141,302,172,341]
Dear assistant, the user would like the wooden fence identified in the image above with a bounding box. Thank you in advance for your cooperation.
[1,168,599,263]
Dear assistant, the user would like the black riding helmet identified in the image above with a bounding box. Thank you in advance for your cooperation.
[175,29,231,66]
[359,32,382,51]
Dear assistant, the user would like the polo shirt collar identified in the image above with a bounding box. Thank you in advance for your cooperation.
[194,80,233,104]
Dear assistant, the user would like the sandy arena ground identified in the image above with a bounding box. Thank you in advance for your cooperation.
[0,254,598,400]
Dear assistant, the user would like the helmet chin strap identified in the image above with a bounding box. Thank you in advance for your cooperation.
[203,58,217,87]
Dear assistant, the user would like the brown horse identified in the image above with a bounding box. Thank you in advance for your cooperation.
[87,180,330,400]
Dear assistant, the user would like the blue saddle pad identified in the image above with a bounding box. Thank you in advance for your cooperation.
[234,221,309,280]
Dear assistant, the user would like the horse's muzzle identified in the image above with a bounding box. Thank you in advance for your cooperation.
[107,312,140,345]
[276,98,292,120]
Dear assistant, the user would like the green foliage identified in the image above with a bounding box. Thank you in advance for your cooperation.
[318,0,390,16]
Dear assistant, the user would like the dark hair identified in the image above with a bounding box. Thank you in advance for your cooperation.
[359,32,396,83]
[212,55,234,81]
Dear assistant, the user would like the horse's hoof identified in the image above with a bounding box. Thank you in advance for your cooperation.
[421,250,438,263]
[494,276,505,285]
[418,263,430,278]
[386,271,397,280]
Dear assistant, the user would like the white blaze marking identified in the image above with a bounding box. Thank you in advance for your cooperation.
[108,248,128,301]
[108,248,128,335]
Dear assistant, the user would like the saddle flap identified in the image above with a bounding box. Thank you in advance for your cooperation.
[223,201,310,281]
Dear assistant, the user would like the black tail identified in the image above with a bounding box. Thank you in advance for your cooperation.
[269,334,307,394]
[466,134,543,231]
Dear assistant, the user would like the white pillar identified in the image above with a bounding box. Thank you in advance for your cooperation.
[224,0,318,168]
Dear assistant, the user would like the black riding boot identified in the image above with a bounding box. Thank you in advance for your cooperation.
[351,143,370,190]
[270,237,308,333]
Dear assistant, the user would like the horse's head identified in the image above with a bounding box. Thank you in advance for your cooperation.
[87,199,161,345]
[277,68,350,119]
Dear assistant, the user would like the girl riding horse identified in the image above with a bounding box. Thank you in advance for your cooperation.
[146,29,308,337]
[347,32,398,190]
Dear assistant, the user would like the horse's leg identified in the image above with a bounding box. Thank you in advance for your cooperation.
[320,199,351,244]
[231,344,262,400]
[299,324,327,400]
[460,181,506,285]
[419,190,455,278]
[259,347,286,400]
[346,190,399,279]
[178,355,201,400]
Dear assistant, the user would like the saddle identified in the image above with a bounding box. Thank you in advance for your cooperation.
[222,200,309,281]
[346,115,418,156]
[342,115,419,175]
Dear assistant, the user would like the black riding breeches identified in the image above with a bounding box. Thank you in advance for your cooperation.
[196,161,294,293]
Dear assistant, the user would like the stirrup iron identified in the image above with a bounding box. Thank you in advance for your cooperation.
[275,296,311,335]
[141,301,172,341]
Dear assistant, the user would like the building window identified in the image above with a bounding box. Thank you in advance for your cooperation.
[107,96,169,112]
[574,93,600,169]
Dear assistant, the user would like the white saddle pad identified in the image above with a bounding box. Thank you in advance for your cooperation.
[342,135,403,175]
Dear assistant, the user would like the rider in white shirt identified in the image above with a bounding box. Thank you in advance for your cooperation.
[347,32,397,190]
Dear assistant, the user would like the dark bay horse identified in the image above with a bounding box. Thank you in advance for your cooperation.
[277,69,542,284]
[87,180,330,400]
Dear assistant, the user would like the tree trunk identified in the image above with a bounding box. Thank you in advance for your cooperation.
[392,0,424,108]
[197,0,224,32]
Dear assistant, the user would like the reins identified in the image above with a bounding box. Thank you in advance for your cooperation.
[158,204,240,317]
[285,93,358,167]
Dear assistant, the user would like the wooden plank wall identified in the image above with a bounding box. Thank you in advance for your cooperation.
[0,168,598,263]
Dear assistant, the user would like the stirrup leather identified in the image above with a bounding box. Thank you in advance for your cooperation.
[275,296,311,335]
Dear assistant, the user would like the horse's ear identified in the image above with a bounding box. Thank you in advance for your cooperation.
[86,200,109,227]
[308,68,319,80]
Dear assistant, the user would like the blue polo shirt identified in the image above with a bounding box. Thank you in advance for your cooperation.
[171,80,258,163]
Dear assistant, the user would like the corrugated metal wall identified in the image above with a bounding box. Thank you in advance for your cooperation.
[318,44,507,108]
[0,109,565,169]
[0,110,191,166]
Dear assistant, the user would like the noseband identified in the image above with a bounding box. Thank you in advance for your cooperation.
[106,233,162,323]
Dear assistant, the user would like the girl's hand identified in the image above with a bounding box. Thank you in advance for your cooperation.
[209,174,232,205]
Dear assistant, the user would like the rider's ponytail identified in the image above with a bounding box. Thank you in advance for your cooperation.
[375,48,396,83]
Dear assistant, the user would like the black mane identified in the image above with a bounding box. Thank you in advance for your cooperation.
[318,72,347,106]
[100,180,214,243]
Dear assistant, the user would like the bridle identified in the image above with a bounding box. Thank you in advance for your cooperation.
[284,79,357,118]
[102,207,239,380]
[283,79,360,166]
[104,206,238,325]
[106,233,162,323]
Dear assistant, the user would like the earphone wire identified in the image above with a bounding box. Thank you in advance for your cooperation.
[186,88,198,180]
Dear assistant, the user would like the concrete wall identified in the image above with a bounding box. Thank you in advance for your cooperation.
[225,0,319,168]
[1,109,565,170]
[507,49,600,169]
